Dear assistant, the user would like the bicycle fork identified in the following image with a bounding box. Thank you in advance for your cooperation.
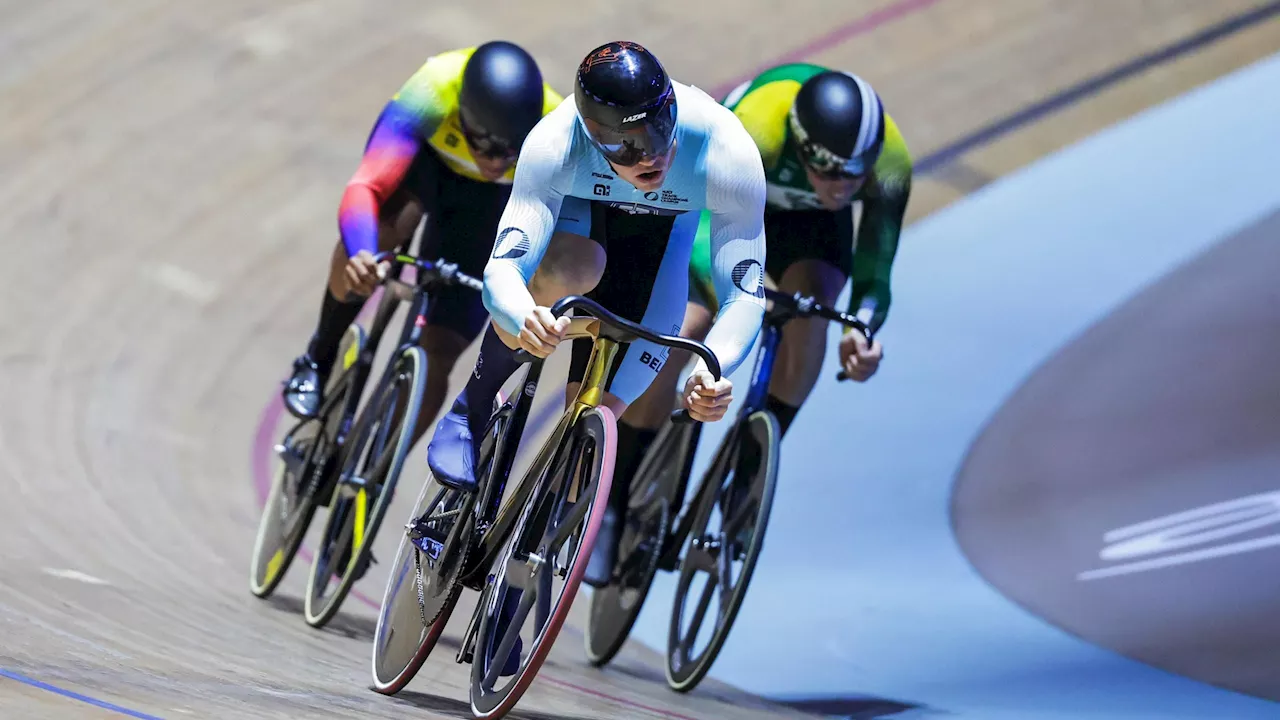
[658,319,781,571]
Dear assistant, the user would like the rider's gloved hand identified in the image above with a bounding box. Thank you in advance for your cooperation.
[682,369,733,422]
[344,250,389,296]
[839,329,882,382]
[517,307,571,358]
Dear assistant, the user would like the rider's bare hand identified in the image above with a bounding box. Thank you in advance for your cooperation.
[517,307,571,358]
[683,369,733,422]
[344,251,388,296]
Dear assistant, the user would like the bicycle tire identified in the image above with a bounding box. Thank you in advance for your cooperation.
[248,323,365,598]
[666,409,779,693]
[469,406,617,719]
[303,345,426,628]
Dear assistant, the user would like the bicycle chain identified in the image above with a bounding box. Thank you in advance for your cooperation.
[410,515,470,630]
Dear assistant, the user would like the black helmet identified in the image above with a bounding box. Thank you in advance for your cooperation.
[574,41,677,167]
[790,70,885,177]
[459,41,546,159]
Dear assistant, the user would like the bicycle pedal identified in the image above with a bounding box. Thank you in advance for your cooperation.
[275,443,306,475]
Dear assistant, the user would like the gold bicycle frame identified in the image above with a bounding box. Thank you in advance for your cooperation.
[491,316,618,519]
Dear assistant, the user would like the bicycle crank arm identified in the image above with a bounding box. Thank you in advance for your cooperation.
[337,474,371,499]
[273,442,306,476]
[455,589,487,665]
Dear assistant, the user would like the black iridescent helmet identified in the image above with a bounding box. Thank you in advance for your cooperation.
[574,41,678,167]
[458,41,546,159]
[790,70,885,178]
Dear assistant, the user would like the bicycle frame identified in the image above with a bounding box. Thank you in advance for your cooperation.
[658,289,868,565]
[462,323,620,585]
[290,252,477,500]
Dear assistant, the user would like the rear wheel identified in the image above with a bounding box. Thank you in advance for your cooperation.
[370,481,471,694]
[249,324,365,598]
[666,410,779,692]
[370,391,510,695]
[468,407,616,719]
[304,345,426,628]
[584,419,699,667]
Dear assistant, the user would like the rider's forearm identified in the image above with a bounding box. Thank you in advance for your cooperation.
[338,111,420,257]
[846,195,905,331]
[480,116,569,337]
[695,298,764,380]
[482,262,536,337]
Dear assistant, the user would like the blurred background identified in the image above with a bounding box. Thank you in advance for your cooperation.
[2,1,1278,718]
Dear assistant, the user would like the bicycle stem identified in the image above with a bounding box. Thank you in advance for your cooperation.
[570,336,620,411]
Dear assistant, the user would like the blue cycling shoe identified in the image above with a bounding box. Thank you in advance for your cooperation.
[426,403,478,492]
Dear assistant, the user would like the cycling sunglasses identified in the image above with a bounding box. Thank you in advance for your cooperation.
[458,107,519,161]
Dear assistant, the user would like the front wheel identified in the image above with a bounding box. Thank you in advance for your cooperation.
[303,345,426,628]
[468,406,617,720]
[666,409,779,693]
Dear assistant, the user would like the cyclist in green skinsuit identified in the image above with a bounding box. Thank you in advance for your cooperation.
[596,64,913,571]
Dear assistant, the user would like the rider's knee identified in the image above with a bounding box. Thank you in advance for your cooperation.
[778,259,845,304]
[682,301,714,342]
[530,231,605,301]
[421,326,468,370]
[380,198,424,248]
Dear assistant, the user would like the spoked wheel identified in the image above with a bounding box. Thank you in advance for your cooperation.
[249,324,365,598]
[303,345,426,628]
[584,419,700,667]
[666,410,780,693]
[469,407,617,719]
[371,391,509,695]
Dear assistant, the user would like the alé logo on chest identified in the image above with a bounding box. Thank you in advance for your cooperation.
[589,171,689,207]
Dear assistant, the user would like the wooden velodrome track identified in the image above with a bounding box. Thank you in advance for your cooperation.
[2,1,1278,717]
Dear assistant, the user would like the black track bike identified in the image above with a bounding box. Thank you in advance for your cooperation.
[584,287,873,693]
[371,296,722,719]
[248,253,480,627]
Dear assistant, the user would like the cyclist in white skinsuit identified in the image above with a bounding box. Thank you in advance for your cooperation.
[424,41,768,610]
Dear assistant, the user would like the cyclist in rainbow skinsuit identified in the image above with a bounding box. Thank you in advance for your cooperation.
[605,64,913,563]
[282,42,562,435]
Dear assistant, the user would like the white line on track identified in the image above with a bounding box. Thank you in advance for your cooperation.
[41,568,111,585]
[147,263,219,304]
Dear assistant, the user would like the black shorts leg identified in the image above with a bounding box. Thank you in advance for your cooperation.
[404,150,510,343]
[762,208,854,281]
[567,205,696,404]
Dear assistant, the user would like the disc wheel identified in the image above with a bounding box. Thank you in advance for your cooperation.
[370,482,472,694]
[584,419,699,666]
[370,391,510,694]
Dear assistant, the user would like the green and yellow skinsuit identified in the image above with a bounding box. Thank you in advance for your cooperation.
[690,63,912,331]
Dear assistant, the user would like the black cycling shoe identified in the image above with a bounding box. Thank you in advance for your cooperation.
[334,540,377,582]
[283,354,326,419]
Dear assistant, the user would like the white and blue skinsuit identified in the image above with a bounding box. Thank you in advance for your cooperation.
[482,81,769,402]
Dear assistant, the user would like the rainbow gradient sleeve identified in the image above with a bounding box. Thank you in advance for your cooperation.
[337,52,463,257]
